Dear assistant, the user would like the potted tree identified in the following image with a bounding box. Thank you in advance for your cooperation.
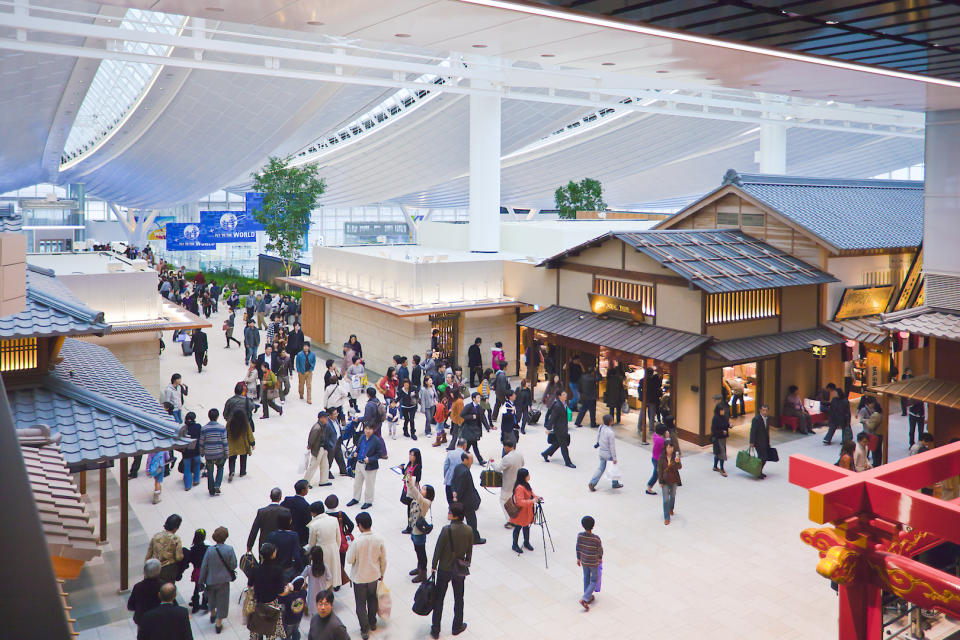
[554,178,607,220]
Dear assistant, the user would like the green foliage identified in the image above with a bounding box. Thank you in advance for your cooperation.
[250,156,326,278]
[182,270,301,301]
[554,178,607,220]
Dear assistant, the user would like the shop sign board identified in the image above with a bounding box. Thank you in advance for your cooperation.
[833,285,894,321]
[588,293,645,323]
[199,210,263,243]
[165,223,216,251]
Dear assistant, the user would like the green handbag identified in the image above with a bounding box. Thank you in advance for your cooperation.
[736,448,763,478]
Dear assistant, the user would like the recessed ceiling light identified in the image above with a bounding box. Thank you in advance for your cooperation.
[750,83,761,86]
[471,44,487,48]
[205,6,224,12]
[791,88,801,92]
[540,53,555,57]
[394,33,411,38]
[827,93,839,97]
[825,20,838,25]
[705,76,716,80]
[601,62,615,66]
[862,98,873,102]
[306,20,324,26]
[656,69,669,73]
[932,43,941,47]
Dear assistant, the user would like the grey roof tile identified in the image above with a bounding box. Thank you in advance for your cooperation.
[0,266,109,339]
[0,214,24,232]
[878,306,960,341]
[730,172,922,251]
[518,305,710,362]
[709,328,844,362]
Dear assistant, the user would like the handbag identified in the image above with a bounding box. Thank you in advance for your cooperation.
[203,352,209,366]
[504,494,521,518]
[239,552,259,579]
[247,601,282,634]
[241,587,256,618]
[480,469,503,488]
[412,574,436,616]
[415,504,434,535]
[214,545,237,582]
[767,447,780,463]
[736,448,763,478]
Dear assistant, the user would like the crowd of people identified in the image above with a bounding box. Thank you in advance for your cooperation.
[128,265,929,639]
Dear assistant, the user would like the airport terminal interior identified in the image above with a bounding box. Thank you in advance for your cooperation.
[3,2,960,640]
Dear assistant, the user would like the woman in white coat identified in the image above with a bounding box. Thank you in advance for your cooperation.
[307,500,343,588]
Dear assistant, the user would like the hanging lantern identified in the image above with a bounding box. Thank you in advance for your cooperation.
[809,338,831,360]
[845,340,857,348]
[899,331,909,339]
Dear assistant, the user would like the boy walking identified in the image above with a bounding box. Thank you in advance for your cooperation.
[576,516,603,611]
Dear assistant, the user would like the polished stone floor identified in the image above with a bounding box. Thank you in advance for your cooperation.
[74,305,920,640]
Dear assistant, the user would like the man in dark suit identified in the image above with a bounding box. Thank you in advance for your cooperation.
[256,344,281,380]
[467,337,483,387]
[247,487,291,552]
[541,390,576,468]
[451,452,485,545]
[749,404,771,480]
[459,393,485,464]
[137,583,192,640]
[286,322,305,357]
[281,479,312,546]
[430,502,475,639]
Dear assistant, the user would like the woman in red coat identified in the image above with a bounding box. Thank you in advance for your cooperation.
[509,468,541,554]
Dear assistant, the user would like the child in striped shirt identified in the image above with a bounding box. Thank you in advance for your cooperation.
[576,515,603,611]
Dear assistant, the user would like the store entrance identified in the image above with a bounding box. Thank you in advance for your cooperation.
[722,362,757,426]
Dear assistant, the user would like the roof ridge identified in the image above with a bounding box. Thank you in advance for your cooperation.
[547,304,708,338]
[43,376,180,438]
[26,264,55,277]
[734,172,922,189]
[27,285,107,328]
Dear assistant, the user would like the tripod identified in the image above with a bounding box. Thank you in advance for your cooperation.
[533,500,555,568]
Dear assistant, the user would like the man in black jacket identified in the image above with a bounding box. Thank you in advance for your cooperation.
[541,390,576,468]
[361,387,383,432]
[256,344,280,379]
[137,583,192,640]
[451,453,485,545]
[574,367,600,428]
[191,329,208,374]
[467,337,483,387]
[459,393,485,464]
[287,321,305,357]
[492,366,511,421]
[281,480,312,546]
[247,487,291,552]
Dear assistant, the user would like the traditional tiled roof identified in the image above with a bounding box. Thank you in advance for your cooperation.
[824,317,889,345]
[540,229,836,294]
[878,306,960,341]
[518,305,711,362]
[727,171,923,251]
[868,376,960,410]
[709,328,844,362]
[0,210,23,232]
[0,265,109,339]
[9,339,186,471]
[18,428,100,563]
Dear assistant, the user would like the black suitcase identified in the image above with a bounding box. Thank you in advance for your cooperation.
[528,409,542,425]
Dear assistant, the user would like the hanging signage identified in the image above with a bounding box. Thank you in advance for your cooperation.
[245,191,265,214]
[588,293,645,323]
[165,223,216,251]
[140,215,175,240]
[199,210,263,243]
[833,285,894,321]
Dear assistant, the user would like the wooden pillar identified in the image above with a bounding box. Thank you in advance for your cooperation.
[119,457,129,592]
[78,470,86,495]
[99,467,107,543]
[838,581,882,640]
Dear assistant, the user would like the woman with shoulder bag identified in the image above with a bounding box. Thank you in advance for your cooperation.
[198,526,237,634]
[400,449,423,534]
[324,495,354,588]
[260,363,283,419]
[227,410,255,482]
[404,469,435,584]
[509,468,540,554]
[248,542,290,640]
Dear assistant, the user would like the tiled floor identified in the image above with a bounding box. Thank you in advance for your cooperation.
[75,305,920,639]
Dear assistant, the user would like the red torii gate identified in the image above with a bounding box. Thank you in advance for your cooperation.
[790,442,960,640]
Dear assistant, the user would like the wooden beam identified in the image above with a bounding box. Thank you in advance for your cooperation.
[119,457,129,593]
[98,467,107,543]
[77,470,86,495]
[557,262,689,287]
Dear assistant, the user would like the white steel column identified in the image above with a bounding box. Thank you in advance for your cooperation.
[469,90,501,253]
[924,109,960,279]
[758,123,787,174]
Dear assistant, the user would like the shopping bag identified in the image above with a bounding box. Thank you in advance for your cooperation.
[298,451,309,474]
[736,448,763,478]
[480,469,503,488]
[412,575,436,616]
[767,447,780,463]
[605,463,622,482]
[596,563,602,592]
[377,581,392,620]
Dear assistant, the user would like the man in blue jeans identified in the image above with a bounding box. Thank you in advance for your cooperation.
[198,408,228,496]
[576,515,603,611]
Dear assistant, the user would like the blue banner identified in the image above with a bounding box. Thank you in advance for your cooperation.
[165,223,216,251]
[199,210,263,243]
[246,192,265,214]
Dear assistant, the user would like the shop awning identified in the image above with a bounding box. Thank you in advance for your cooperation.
[877,306,960,341]
[823,317,888,344]
[709,328,844,362]
[868,376,960,410]
[518,305,710,363]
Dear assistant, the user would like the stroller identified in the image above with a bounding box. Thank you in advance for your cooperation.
[341,416,363,476]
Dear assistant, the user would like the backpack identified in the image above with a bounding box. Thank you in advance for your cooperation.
[376,401,386,426]
[434,402,448,423]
